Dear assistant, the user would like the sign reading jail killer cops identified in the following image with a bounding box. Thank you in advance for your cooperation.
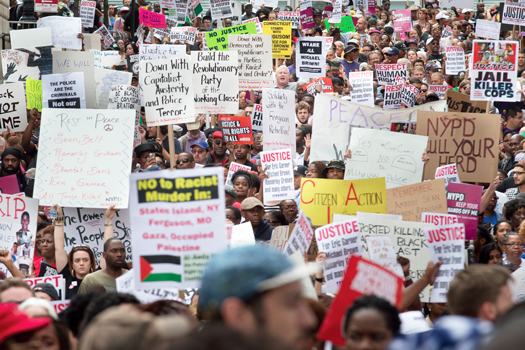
[445,90,488,113]
[205,22,257,51]
[375,63,407,85]
[218,114,253,144]
[415,111,499,183]
[130,167,227,290]
[300,177,387,226]
[296,37,326,78]
[262,21,292,58]
[228,35,273,89]
[385,178,448,222]
[0,82,27,132]
[262,89,296,158]
[260,149,295,201]
[42,72,86,109]
[446,182,482,240]
[141,57,195,126]
[33,108,135,208]
[192,51,239,114]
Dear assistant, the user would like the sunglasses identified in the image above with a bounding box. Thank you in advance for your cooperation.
[156,161,165,166]
[177,158,191,164]
[305,33,313,36]
[214,140,227,146]
[420,89,427,93]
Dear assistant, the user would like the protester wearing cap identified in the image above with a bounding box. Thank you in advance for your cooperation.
[240,198,274,241]
[384,47,400,64]
[32,283,59,301]
[204,126,222,147]
[406,38,418,50]
[330,59,342,78]
[224,185,238,207]
[190,139,209,167]
[341,46,360,78]
[369,29,381,46]
[0,147,27,193]
[19,297,58,319]
[198,244,315,349]
[0,303,52,348]
[394,42,408,57]
[179,116,206,153]
[133,142,162,170]
[426,38,443,65]
[206,131,231,165]
[322,160,345,179]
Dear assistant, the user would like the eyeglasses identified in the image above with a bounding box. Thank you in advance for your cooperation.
[214,140,227,146]
[430,42,439,45]
[254,137,261,141]
[504,243,523,247]
[156,161,165,166]
[176,158,191,164]
[514,171,525,176]
[192,149,206,154]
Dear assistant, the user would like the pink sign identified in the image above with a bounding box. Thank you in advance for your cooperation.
[367,0,375,15]
[300,8,315,30]
[393,9,411,33]
[446,182,482,240]
[139,7,167,28]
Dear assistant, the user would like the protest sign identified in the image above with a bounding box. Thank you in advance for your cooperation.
[470,40,519,101]
[330,0,342,23]
[324,15,355,33]
[218,115,253,144]
[279,11,300,28]
[300,0,311,10]
[260,149,294,201]
[229,35,273,89]
[107,85,141,149]
[117,269,180,303]
[205,22,257,51]
[441,25,452,39]
[435,163,460,189]
[42,72,86,109]
[391,121,416,134]
[348,71,374,105]
[296,37,326,78]
[392,9,411,33]
[376,63,407,85]
[262,89,296,157]
[475,19,501,40]
[93,68,132,109]
[384,85,403,109]
[63,208,132,265]
[424,223,465,302]
[80,0,96,28]
[385,178,448,222]
[50,300,70,313]
[502,4,525,25]
[34,108,135,208]
[130,167,227,289]
[10,28,52,49]
[89,50,121,69]
[345,128,428,188]
[169,27,197,44]
[242,17,263,34]
[401,82,419,108]
[447,182,482,240]
[428,85,447,99]
[318,256,403,346]
[365,236,403,276]
[318,77,334,93]
[192,51,239,114]
[141,57,195,126]
[83,33,101,50]
[161,0,176,9]
[24,275,65,300]
[37,16,82,50]
[300,177,387,226]
[52,51,95,108]
[225,162,251,186]
[0,175,22,195]
[93,25,115,48]
[0,82,27,132]
[310,94,447,162]
[26,78,43,112]
[2,46,56,82]
[262,21,292,58]
[445,47,466,75]
[231,222,255,248]
[34,0,57,12]
[421,212,459,225]
[303,80,319,96]
[300,8,315,30]
[283,211,313,257]
[176,0,189,22]
[356,212,402,221]
[139,7,167,28]
[355,0,368,14]
[252,104,263,131]
[210,0,233,20]
[416,110,499,183]
[267,225,292,252]
[445,90,488,113]
[315,218,362,292]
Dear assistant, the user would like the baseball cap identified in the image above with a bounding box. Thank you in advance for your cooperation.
[313,9,322,16]
[322,159,345,177]
[406,38,418,45]
[395,42,408,51]
[293,165,307,176]
[240,197,264,210]
[0,303,51,344]
[425,62,439,71]
[344,46,358,55]
[426,37,439,45]
[186,116,201,131]
[348,39,360,47]
[409,4,420,10]
[461,8,473,13]
[212,131,223,139]
[224,185,238,199]
[385,47,400,55]
[426,92,440,101]
[204,126,222,138]
[198,245,311,317]
[191,139,209,149]
[33,283,59,301]
[120,6,129,12]
[435,12,449,20]
[330,58,341,69]
[399,311,432,334]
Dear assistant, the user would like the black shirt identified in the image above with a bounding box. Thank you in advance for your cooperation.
[237,158,258,172]
[497,176,516,193]
[428,53,444,66]
[60,263,82,300]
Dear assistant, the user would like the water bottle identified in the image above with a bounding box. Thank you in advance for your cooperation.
[48,205,57,221]
[467,240,475,265]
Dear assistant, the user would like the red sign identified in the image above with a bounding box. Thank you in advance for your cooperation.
[318,77,333,93]
[218,115,253,145]
[317,256,403,347]
[34,0,58,12]
[139,7,167,28]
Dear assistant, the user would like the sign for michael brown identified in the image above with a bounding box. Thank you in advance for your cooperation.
[296,37,326,79]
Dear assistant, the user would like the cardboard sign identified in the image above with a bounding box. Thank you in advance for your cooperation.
[502,4,525,25]
[205,22,257,51]
[445,47,465,76]
[428,85,447,99]
[9,28,53,49]
[435,163,460,188]
[300,177,387,226]
[300,8,315,30]
[348,71,374,105]
[83,33,101,50]
[392,9,411,33]
[424,223,465,302]
[192,51,239,114]
[447,182,482,240]
[117,268,180,303]
[283,211,313,257]
[386,178,448,222]
[169,27,197,45]
[315,218,362,293]
[260,149,295,201]
[37,17,82,50]
[416,111,499,183]
[252,104,263,131]
[52,51,95,108]
[376,63,407,85]
[231,222,255,247]
[33,108,135,208]
[267,225,292,251]
[445,90,488,113]
[210,0,233,20]
[279,11,300,28]
[475,19,501,40]
[384,85,402,109]
[262,21,292,59]
[139,7,167,28]
[225,162,251,186]
[345,129,428,189]
[218,115,253,144]
[262,89,296,157]
[141,57,195,125]
[470,40,518,102]
[317,256,403,346]
[24,275,65,300]
[80,0,96,28]
[296,37,326,78]
[34,0,58,12]
[421,212,459,225]
[130,167,227,289]
[365,235,403,276]
[42,72,86,109]
[0,82,27,132]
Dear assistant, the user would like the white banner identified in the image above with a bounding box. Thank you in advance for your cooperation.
[260,149,295,201]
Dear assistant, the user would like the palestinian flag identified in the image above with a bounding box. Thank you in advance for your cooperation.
[140,255,182,282]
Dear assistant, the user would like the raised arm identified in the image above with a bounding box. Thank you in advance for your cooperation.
[401,260,442,311]
[99,205,118,269]
[0,250,25,279]
[22,109,39,154]
[53,205,68,273]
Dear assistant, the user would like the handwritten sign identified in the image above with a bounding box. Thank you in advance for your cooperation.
[0,82,27,132]
[139,7,167,28]
[260,149,295,201]
[37,17,82,50]
[475,19,501,40]
[262,89,296,157]
[107,85,141,149]
[262,21,292,58]
[26,78,43,112]
[229,34,273,89]
[42,72,86,109]
[80,0,96,28]
[33,108,135,208]
[52,51,95,108]
[88,50,121,69]
[365,235,403,276]
[231,222,255,247]
[447,182,482,240]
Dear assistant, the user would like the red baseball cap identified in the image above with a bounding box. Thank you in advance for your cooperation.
[212,131,223,139]
[0,304,51,345]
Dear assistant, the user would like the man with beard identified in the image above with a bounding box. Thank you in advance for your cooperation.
[0,147,27,193]
[499,134,524,176]
[206,132,233,165]
[78,238,127,293]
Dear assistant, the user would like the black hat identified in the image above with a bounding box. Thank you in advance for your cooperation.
[133,142,161,157]
[204,126,222,138]
[395,42,408,51]
[425,92,440,102]
[322,160,345,178]
[33,283,59,301]
[293,165,307,176]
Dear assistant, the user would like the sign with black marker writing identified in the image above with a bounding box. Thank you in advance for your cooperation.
[0,82,27,132]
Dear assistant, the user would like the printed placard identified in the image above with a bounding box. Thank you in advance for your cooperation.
[94,25,115,48]
[446,182,482,240]
[262,21,292,59]
[400,81,419,108]
[225,162,251,186]
[283,211,314,257]
[428,85,448,99]
[384,84,402,109]
[502,4,525,26]
[445,46,465,75]
[35,0,58,12]
[242,17,263,34]
[421,212,459,225]
[260,149,294,201]
[210,0,233,20]
[0,82,28,132]
[252,103,263,131]
[376,63,407,85]
[52,51,95,108]
[300,8,315,30]
[262,89,296,157]
[218,114,253,144]
[279,11,300,28]
[392,9,411,33]
[169,27,197,45]
[80,0,96,28]
[25,275,65,300]
[42,72,86,109]
[348,71,374,105]
[296,37,326,78]
[434,163,460,189]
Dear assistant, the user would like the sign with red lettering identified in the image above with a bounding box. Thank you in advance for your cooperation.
[34,0,58,12]
[446,182,482,240]
[428,85,447,99]
[225,162,252,187]
[434,163,460,189]
[283,211,314,257]
[260,149,294,201]
[424,223,465,302]
[50,300,70,313]
[421,212,459,226]
[416,111,499,183]
[375,63,407,85]
[317,256,403,346]
[218,115,253,144]
[25,275,65,300]
[251,104,263,131]
[139,7,167,28]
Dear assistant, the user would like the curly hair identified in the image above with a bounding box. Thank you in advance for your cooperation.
[342,295,401,337]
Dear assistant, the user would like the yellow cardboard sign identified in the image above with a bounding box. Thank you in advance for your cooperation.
[26,78,43,112]
[300,177,387,226]
[262,21,292,59]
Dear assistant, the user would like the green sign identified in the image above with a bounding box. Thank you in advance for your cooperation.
[205,22,257,51]
[26,78,42,112]
[325,16,355,33]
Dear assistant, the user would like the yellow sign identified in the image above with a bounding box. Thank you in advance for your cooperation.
[262,21,292,59]
[26,78,43,112]
[300,177,387,226]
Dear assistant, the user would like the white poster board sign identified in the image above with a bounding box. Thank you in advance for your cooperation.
[445,47,465,76]
[349,71,374,105]
[0,82,28,132]
[421,212,459,225]
[262,89,296,158]
[52,51,95,108]
[24,275,65,300]
[107,85,141,149]
[296,37,326,79]
[229,35,273,90]
[169,27,197,45]
[9,28,53,49]
[37,16,82,50]
[231,222,255,248]
[260,149,294,201]
[252,103,263,131]
[116,268,180,303]
[282,211,314,257]
[89,50,121,69]
[434,163,460,189]
[80,0,96,28]
[475,19,501,40]
[225,162,251,187]
[365,235,403,276]
[42,72,86,109]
